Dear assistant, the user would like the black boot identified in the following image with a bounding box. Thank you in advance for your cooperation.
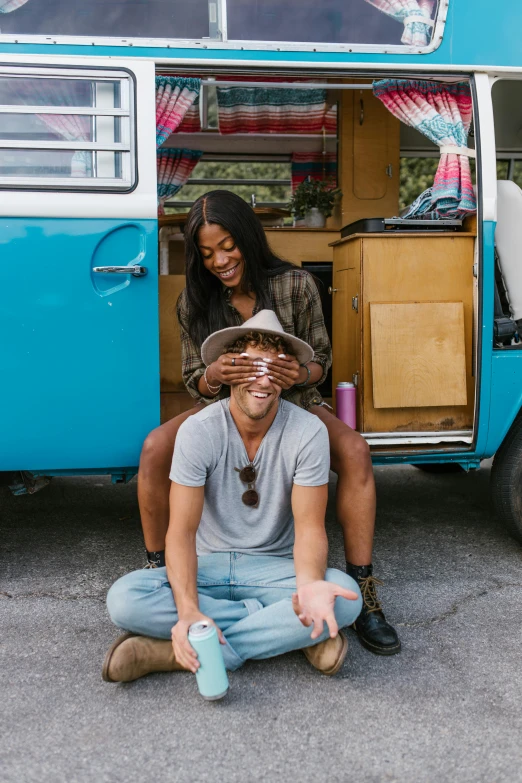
[346,563,401,656]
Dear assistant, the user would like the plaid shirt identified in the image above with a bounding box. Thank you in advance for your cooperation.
[177,268,332,410]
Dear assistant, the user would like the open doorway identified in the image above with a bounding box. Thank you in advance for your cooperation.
[155,71,478,452]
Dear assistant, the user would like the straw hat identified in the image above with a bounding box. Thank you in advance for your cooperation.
[201,309,314,366]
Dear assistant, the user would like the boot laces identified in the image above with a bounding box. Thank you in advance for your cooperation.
[359,575,384,614]
[144,561,158,569]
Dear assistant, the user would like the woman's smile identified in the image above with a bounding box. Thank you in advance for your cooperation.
[198,222,245,288]
[217,262,240,280]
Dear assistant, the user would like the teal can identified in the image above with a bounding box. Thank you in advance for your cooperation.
[188,621,229,701]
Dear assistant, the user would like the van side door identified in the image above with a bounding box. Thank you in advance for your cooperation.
[0,59,158,473]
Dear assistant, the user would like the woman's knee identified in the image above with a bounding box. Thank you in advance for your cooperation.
[139,413,191,473]
[325,568,363,628]
[333,428,372,475]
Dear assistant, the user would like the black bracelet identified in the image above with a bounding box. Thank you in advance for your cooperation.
[294,363,311,388]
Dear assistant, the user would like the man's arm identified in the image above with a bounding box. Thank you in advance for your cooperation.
[292,483,329,586]
[292,483,359,640]
[166,482,224,672]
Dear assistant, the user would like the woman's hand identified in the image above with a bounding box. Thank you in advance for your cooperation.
[206,353,258,387]
[255,353,302,391]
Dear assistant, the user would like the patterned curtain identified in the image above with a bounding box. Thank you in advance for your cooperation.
[291,153,337,191]
[157,149,203,215]
[176,94,201,134]
[373,79,476,219]
[364,0,435,46]
[0,0,31,11]
[216,78,337,135]
[156,77,201,147]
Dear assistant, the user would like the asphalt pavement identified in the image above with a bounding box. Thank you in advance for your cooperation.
[1,463,521,783]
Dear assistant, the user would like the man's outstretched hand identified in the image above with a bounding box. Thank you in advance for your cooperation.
[292,580,359,640]
[171,611,225,673]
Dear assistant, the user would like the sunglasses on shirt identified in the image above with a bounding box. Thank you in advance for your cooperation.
[235,465,259,507]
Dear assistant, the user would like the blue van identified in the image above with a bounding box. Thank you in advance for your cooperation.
[1,0,522,543]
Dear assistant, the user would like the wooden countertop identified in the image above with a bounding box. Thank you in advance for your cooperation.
[329,231,476,247]
[265,228,340,233]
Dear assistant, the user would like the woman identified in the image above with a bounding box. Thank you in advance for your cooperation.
[138,190,400,655]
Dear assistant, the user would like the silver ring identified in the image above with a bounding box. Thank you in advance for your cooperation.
[231,357,236,366]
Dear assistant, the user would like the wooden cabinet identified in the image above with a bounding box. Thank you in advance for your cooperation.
[331,232,476,434]
[339,91,400,225]
[264,228,339,265]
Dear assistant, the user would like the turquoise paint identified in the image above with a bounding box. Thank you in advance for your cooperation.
[0,0,520,69]
[475,220,496,458]
[0,217,159,472]
[486,352,522,454]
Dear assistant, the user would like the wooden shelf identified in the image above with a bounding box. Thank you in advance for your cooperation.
[330,231,476,247]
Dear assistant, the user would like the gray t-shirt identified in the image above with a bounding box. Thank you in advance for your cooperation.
[169,399,330,557]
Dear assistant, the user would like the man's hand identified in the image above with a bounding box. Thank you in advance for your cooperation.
[171,611,226,673]
[292,580,359,640]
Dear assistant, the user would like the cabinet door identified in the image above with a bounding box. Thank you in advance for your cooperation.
[332,267,360,418]
[339,91,400,224]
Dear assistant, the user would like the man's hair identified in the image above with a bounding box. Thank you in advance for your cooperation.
[225,330,291,355]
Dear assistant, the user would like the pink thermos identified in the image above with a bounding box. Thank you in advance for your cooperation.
[336,382,357,430]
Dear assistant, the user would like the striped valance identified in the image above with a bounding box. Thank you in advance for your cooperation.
[216,78,337,136]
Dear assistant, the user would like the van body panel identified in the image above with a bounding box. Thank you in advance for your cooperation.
[485,353,522,456]
[0,1,521,71]
[0,217,159,471]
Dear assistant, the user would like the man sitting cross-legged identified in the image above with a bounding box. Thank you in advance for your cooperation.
[103,312,362,682]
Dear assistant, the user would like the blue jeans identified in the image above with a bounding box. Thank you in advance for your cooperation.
[107,553,362,671]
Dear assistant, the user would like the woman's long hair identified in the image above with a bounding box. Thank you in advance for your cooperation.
[182,190,295,346]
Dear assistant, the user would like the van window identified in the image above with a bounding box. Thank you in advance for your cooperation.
[227,0,435,47]
[493,80,522,189]
[0,69,135,190]
[164,159,292,212]
[0,0,443,52]
[0,0,211,41]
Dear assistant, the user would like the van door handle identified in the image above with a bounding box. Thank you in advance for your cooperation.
[92,265,148,277]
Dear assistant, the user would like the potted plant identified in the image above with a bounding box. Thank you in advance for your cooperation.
[288,178,341,228]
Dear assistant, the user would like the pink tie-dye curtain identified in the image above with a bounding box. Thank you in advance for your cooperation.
[373,79,476,219]
[156,77,201,147]
[157,148,203,214]
[364,0,435,46]
[35,83,91,177]
[1,78,92,176]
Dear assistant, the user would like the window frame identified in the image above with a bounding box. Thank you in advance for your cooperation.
[0,65,137,192]
[0,0,448,56]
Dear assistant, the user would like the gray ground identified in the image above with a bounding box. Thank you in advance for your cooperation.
[1,463,521,783]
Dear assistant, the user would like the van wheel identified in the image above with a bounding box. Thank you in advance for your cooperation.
[491,413,522,544]
[414,463,464,473]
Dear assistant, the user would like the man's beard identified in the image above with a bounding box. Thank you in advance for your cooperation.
[234,387,278,420]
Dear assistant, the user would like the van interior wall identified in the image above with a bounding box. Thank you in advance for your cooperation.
[158,73,477,447]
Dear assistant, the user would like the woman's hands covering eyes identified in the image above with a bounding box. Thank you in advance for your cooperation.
[206,352,306,391]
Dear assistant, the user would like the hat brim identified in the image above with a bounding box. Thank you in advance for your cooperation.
[201,325,314,366]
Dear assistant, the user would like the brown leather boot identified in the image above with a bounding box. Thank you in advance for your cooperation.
[302,632,348,676]
[102,633,188,683]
